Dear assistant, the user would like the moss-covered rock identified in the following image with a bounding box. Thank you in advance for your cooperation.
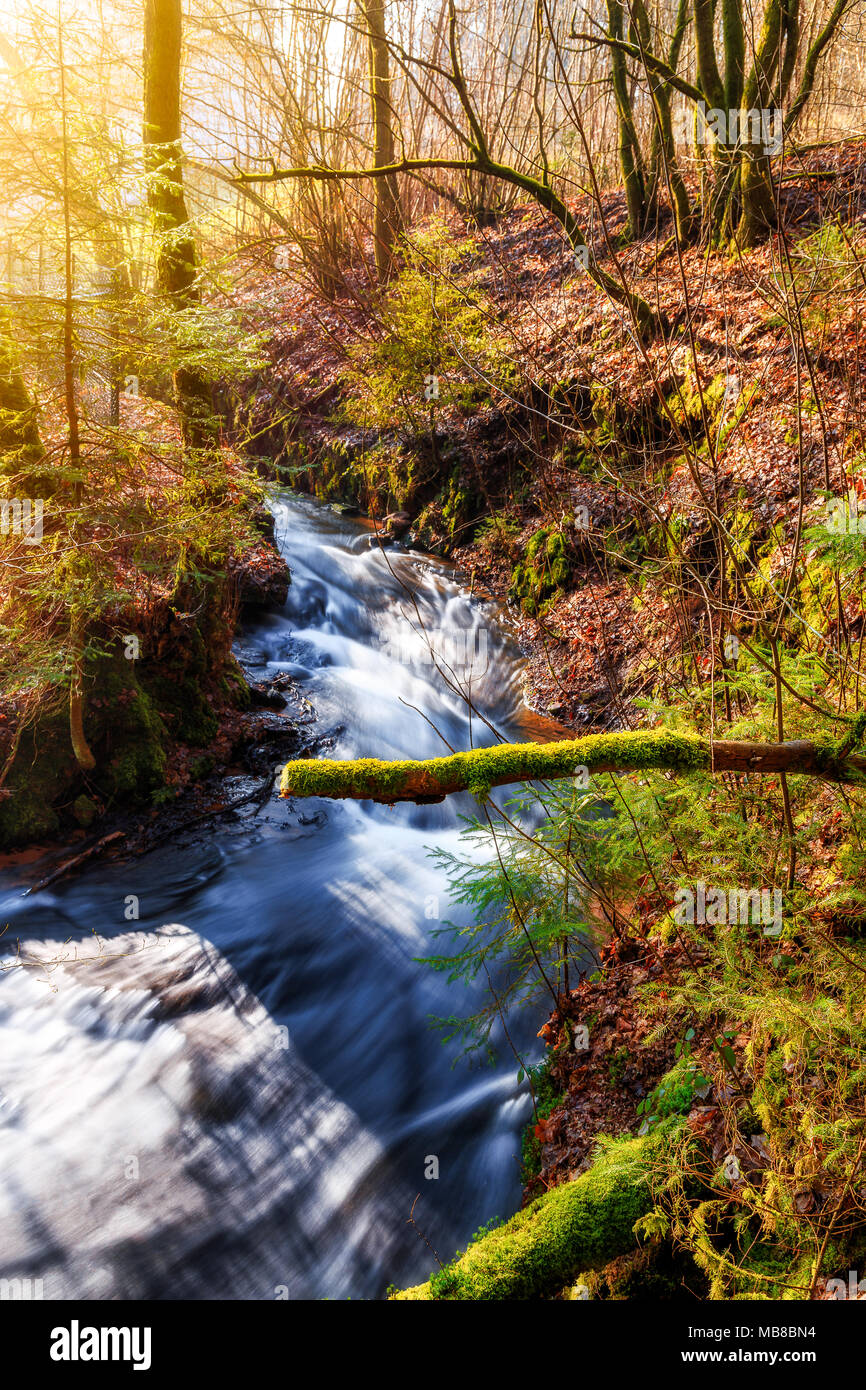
[572,1237,707,1300]
[72,794,98,828]
[100,685,169,795]
[0,707,70,845]
[724,505,760,590]
[220,655,252,711]
[509,525,572,614]
[0,573,249,849]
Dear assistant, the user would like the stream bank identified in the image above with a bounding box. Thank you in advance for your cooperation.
[0,497,300,860]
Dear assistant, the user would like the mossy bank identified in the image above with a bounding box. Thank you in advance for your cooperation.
[0,539,289,852]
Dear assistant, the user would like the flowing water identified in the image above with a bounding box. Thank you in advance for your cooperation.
[0,492,558,1301]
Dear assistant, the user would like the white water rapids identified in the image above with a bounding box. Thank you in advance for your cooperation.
[0,492,560,1300]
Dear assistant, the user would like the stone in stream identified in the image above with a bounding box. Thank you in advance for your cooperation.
[247,681,288,710]
[377,511,412,541]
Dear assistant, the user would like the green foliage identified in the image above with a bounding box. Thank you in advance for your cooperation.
[338,220,510,435]
[774,221,865,344]
[473,511,520,556]
[520,1054,567,1182]
[385,647,866,1296]
[0,250,269,843]
[416,766,663,1057]
[636,1052,712,1133]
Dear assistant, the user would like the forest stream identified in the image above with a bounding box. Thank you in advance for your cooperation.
[0,490,561,1301]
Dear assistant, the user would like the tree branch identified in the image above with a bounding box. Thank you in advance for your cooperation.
[786,0,854,130]
[233,156,480,186]
[279,730,866,804]
[570,31,704,105]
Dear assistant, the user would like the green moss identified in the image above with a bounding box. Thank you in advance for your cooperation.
[72,794,97,827]
[92,665,169,797]
[520,1055,566,1183]
[0,783,61,845]
[508,525,572,614]
[638,1056,713,1131]
[221,655,251,711]
[135,580,233,749]
[0,706,74,846]
[140,668,218,749]
[0,531,250,848]
[797,555,838,642]
[666,370,729,433]
[724,507,759,589]
[441,469,472,539]
[572,1238,706,1300]
[280,730,710,801]
[687,1203,816,1300]
[591,383,617,431]
[749,521,786,612]
[391,1123,683,1300]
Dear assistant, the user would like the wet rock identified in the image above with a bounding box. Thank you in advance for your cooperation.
[248,682,288,710]
[233,548,290,613]
[250,505,276,543]
[378,511,412,541]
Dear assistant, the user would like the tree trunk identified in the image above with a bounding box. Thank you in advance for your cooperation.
[68,609,96,773]
[0,310,45,491]
[607,0,646,239]
[358,0,402,281]
[639,0,693,241]
[143,0,213,445]
[734,0,783,245]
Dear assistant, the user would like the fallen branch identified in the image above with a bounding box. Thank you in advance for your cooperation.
[279,731,866,804]
[23,830,126,897]
[132,771,277,856]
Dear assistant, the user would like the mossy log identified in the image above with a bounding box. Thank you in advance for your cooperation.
[390,1128,675,1300]
[280,731,866,804]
